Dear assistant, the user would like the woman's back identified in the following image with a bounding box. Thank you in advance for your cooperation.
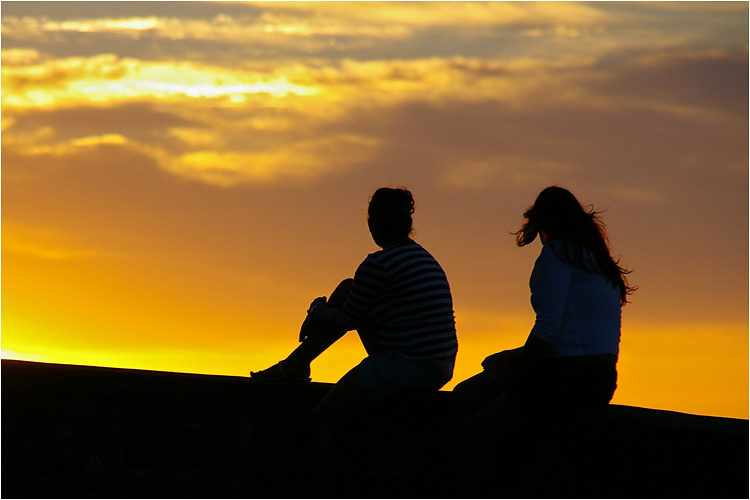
[530,241,621,357]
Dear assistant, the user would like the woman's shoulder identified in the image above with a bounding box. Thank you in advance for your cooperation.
[539,240,564,262]
[542,239,602,274]
[534,241,569,272]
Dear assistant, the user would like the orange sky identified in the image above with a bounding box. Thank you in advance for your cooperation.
[2,1,748,419]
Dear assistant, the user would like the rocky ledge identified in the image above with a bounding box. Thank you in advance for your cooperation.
[2,359,747,498]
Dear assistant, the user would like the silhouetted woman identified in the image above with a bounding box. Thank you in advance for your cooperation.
[453,186,635,494]
[252,187,458,472]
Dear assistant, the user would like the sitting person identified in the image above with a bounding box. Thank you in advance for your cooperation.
[251,187,458,465]
[453,186,635,493]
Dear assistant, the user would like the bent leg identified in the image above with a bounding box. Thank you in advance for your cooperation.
[283,279,354,377]
[326,278,354,307]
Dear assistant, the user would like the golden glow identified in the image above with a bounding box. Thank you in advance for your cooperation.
[614,323,749,419]
[2,2,747,422]
[1,54,319,110]
[250,1,612,28]
[4,308,746,419]
[161,133,378,185]
[5,46,737,190]
[122,76,318,99]
[46,17,160,33]
[0,348,50,363]
[3,223,103,261]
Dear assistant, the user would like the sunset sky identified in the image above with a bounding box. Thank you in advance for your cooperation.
[2,1,747,419]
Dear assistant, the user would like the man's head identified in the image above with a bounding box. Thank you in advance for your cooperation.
[367,187,415,247]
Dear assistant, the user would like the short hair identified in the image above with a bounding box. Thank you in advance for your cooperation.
[367,187,415,242]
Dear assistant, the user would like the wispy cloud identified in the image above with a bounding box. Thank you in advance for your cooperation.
[2,223,108,261]
[162,133,379,186]
[3,45,745,189]
[1,52,319,109]
[1,2,613,40]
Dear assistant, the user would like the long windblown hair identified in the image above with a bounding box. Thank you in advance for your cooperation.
[514,186,636,305]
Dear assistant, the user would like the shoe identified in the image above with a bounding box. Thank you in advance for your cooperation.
[250,361,311,383]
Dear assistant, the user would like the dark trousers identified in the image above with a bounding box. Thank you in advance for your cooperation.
[453,351,618,496]
[454,349,617,423]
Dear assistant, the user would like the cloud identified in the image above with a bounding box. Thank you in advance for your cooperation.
[2,223,107,261]
[439,157,577,189]
[2,3,746,194]
[605,186,668,206]
[0,49,602,186]
[1,47,43,65]
[1,2,612,42]
[161,133,379,186]
[48,17,160,33]
[4,46,746,191]
[2,49,593,113]
[2,53,131,107]
[248,1,612,28]
[2,2,744,71]
[0,10,414,50]
[4,102,195,145]
[591,50,749,119]
[2,124,134,158]
[1,52,320,110]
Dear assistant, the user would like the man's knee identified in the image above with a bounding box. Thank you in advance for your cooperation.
[328,278,354,307]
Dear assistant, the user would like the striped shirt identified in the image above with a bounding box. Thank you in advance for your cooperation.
[335,240,458,359]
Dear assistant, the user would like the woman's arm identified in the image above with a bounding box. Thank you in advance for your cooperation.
[528,243,573,345]
[504,244,571,384]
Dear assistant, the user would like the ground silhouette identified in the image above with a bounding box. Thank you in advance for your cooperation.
[2,359,747,498]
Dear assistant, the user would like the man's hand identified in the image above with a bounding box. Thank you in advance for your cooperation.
[309,298,336,322]
[298,297,324,342]
[307,296,327,315]
[299,296,335,342]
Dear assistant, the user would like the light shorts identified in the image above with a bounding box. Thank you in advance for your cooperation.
[357,349,455,402]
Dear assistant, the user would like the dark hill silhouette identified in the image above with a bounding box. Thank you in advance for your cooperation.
[2,359,747,498]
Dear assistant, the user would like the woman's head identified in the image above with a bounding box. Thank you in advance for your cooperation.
[515,186,636,305]
[515,186,599,245]
[367,187,415,247]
